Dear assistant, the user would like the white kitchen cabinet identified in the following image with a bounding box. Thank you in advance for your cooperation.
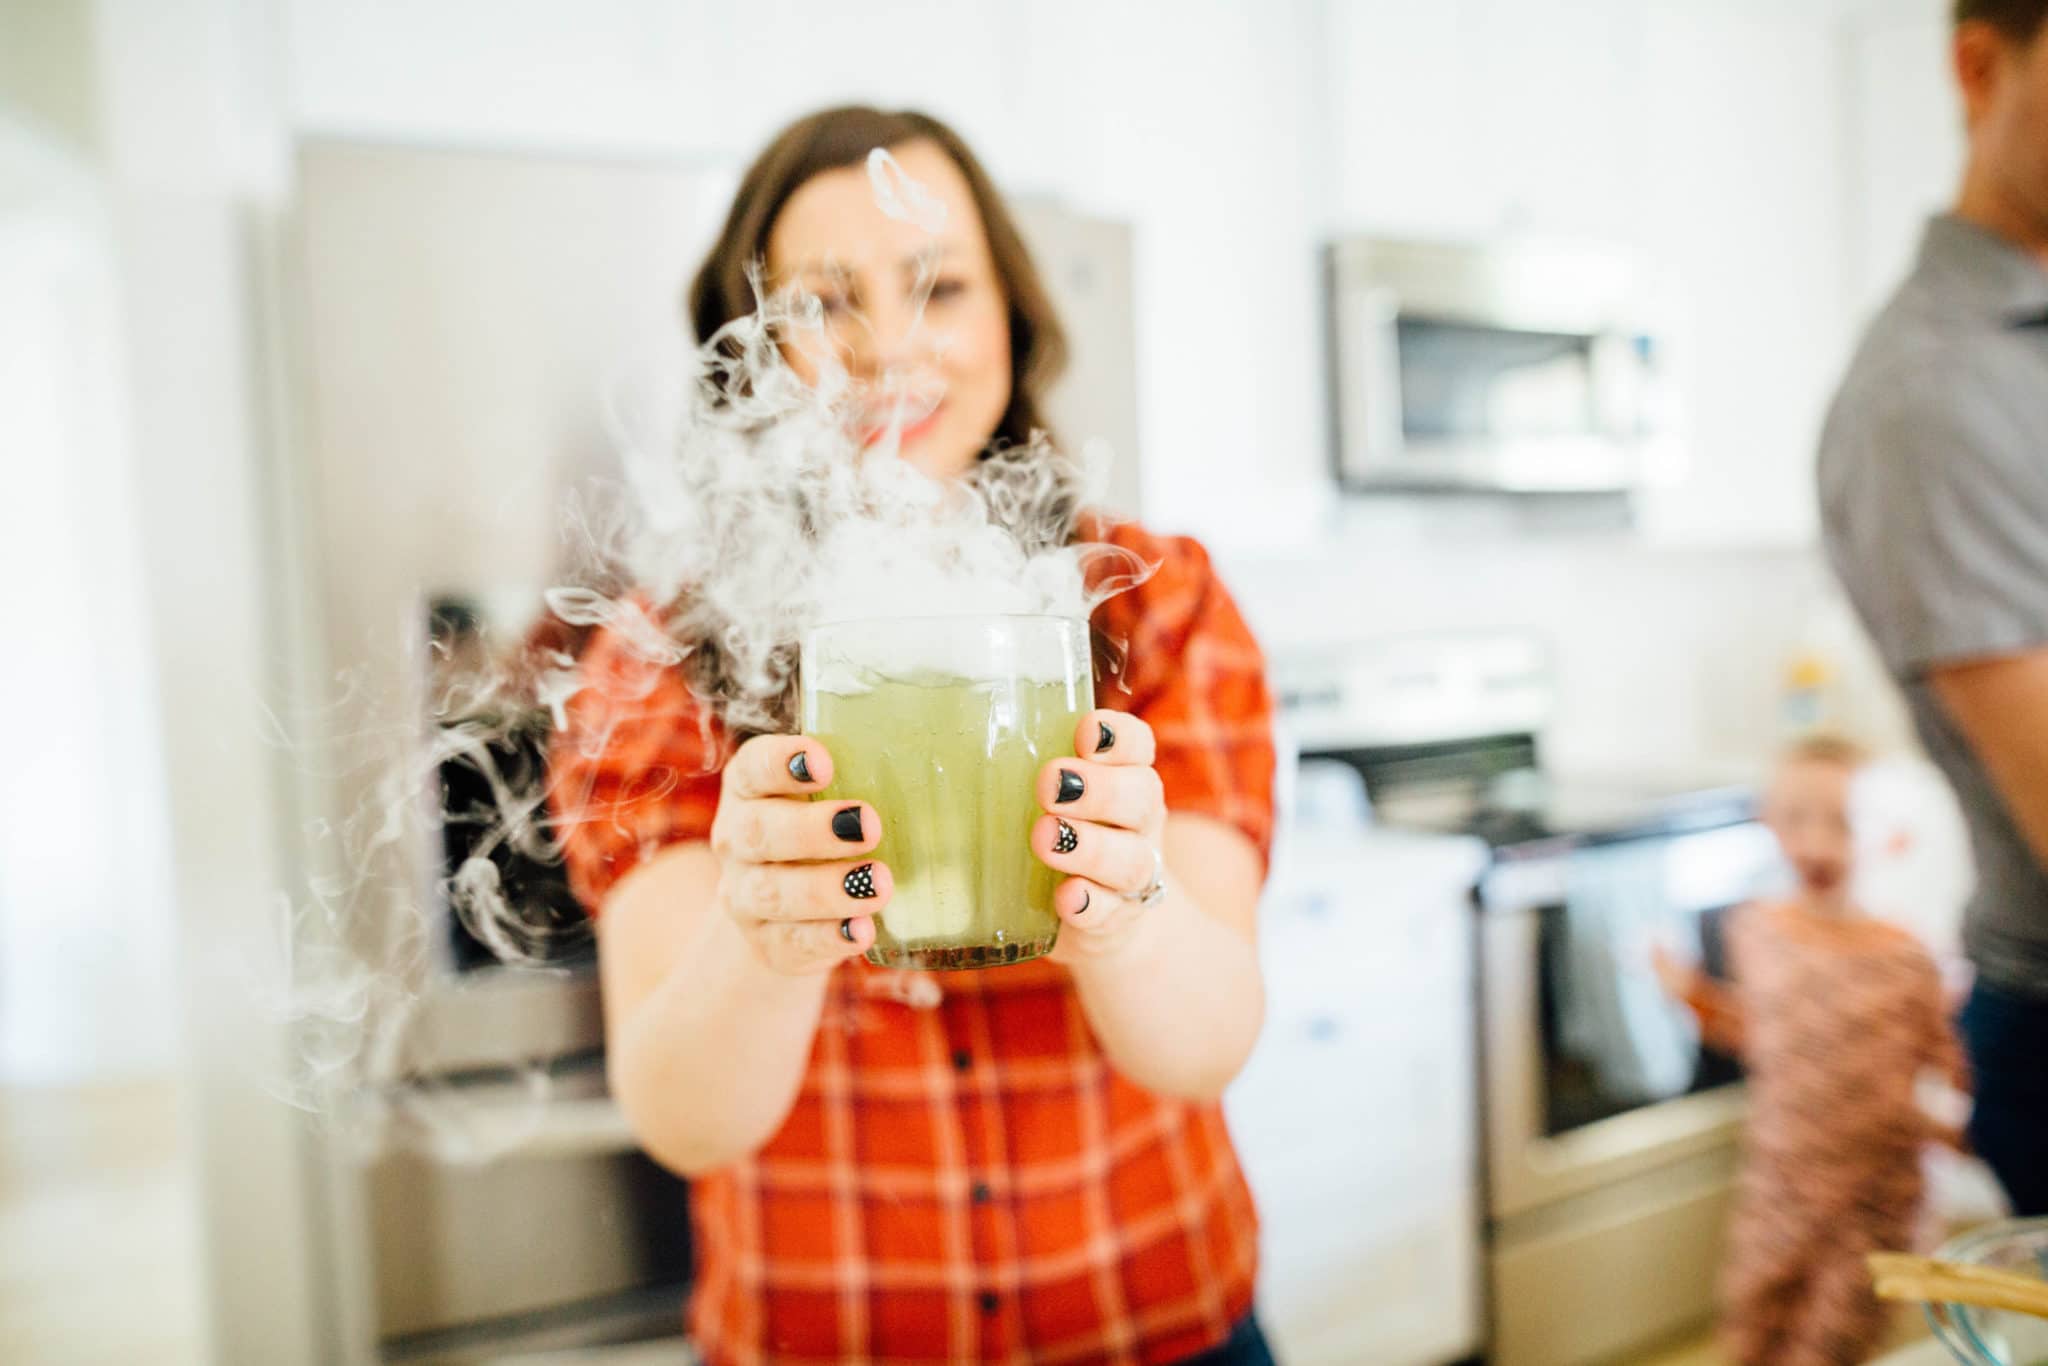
[1844,9,1963,322]
[1326,0,1497,239]
[1469,0,1648,243]
[1629,3,1854,548]
[1225,827,1488,1366]
[1326,0,1642,241]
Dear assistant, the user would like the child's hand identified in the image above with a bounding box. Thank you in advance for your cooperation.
[1650,944,1695,999]
[1931,1120,1972,1154]
[1915,1072,1974,1153]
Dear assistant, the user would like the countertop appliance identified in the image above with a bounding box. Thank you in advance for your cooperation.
[245,136,1144,1362]
[1273,633,1774,1366]
[1326,237,1680,495]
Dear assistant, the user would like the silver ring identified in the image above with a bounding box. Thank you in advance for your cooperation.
[1136,848,1168,908]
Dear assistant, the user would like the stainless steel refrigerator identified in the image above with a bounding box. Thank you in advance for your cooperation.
[256,136,1142,1361]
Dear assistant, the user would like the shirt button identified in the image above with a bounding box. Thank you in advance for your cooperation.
[979,1291,1000,1315]
[952,1050,971,1072]
[972,1181,992,1204]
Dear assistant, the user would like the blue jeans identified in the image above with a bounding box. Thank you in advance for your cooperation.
[1960,978,2048,1217]
[1179,1314,1278,1366]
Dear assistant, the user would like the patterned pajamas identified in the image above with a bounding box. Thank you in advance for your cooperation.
[1715,904,1960,1366]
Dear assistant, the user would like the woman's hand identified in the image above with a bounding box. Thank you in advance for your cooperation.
[709,735,891,974]
[1032,710,1169,961]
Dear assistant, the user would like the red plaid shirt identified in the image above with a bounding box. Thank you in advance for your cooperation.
[551,522,1276,1365]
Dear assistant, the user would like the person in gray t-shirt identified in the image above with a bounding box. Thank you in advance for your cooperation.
[1818,0,2048,1214]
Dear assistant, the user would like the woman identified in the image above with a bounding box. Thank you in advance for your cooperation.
[551,106,1277,1365]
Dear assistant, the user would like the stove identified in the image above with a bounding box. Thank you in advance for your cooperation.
[1273,632,1772,1366]
[1309,731,1757,851]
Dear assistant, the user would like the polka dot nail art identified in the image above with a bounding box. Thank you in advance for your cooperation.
[844,863,878,899]
[1053,820,1078,855]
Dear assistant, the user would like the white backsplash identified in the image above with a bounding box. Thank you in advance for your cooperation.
[1218,528,1913,779]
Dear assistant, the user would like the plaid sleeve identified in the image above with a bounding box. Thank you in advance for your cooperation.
[546,614,727,914]
[1099,529,1278,869]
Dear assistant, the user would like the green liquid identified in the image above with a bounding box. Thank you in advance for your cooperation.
[809,671,1089,970]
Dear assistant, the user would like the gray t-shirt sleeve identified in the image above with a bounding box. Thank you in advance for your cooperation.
[1832,358,2048,674]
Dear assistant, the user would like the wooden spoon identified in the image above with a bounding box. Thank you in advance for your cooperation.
[1869,1251,2048,1320]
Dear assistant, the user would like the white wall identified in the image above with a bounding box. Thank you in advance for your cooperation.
[0,120,179,1082]
[1225,533,1913,776]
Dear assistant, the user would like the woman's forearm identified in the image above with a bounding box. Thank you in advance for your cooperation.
[600,846,829,1175]
[1066,882,1264,1101]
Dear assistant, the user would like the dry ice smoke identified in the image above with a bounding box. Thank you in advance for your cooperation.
[549,148,1146,737]
[267,148,1150,1158]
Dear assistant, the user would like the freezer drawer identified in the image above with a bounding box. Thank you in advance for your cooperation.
[370,1147,691,1341]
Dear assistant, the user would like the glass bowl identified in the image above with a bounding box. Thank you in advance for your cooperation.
[1927,1218,2048,1365]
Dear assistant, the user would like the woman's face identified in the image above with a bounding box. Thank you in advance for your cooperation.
[766,138,1014,482]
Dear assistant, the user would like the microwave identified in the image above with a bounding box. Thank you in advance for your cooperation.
[1327,237,1679,494]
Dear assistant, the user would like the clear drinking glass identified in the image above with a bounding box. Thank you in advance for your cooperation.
[801,614,1093,970]
[1926,1217,2048,1366]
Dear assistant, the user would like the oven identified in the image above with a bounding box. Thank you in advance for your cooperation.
[1479,816,1776,1366]
[1271,631,1777,1365]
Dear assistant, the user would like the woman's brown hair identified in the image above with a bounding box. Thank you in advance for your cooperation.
[688,105,1068,455]
[672,107,1119,736]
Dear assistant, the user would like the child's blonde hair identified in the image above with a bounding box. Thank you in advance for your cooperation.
[1780,732,1870,770]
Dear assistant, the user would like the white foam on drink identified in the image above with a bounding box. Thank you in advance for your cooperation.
[804,615,1093,698]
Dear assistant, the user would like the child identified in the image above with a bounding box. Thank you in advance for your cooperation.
[1656,735,1966,1366]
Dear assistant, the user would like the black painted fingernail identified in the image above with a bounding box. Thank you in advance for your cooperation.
[1096,722,1115,753]
[844,863,878,899]
[1053,820,1078,855]
[1056,769,1085,804]
[840,917,857,942]
[832,805,865,842]
[789,751,813,784]
[1076,890,1090,916]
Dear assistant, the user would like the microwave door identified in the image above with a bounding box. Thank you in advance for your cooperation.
[1399,318,1606,491]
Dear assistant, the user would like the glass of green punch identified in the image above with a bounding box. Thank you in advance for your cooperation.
[801,615,1093,970]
